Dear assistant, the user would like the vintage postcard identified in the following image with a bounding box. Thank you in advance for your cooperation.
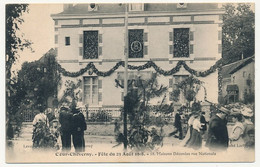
[5,2,255,163]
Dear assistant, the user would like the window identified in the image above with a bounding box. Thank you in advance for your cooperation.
[83,31,98,59]
[173,75,189,89]
[233,76,236,83]
[65,37,70,46]
[83,77,98,105]
[129,4,144,11]
[129,29,144,58]
[173,28,190,58]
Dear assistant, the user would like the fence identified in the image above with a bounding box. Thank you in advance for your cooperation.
[80,106,122,122]
[22,110,37,122]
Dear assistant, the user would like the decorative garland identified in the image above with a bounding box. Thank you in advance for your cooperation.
[56,59,224,95]
[217,65,223,96]
[57,59,223,78]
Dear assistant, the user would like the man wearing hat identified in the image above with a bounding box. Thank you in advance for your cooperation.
[71,104,87,152]
[59,105,73,151]
[206,107,230,151]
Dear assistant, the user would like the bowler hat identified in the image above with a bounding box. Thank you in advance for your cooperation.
[60,106,69,111]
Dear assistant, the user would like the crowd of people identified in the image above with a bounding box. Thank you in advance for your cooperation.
[171,106,255,151]
[32,105,87,152]
[31,103,254,152]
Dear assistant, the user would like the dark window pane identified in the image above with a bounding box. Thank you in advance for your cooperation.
[173,28,190,58]
[83,31,98,59]
[129,29,144,58]
[65,37,70,46]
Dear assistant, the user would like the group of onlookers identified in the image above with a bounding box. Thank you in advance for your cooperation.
[32,105,87,152]
[171,106,254,151]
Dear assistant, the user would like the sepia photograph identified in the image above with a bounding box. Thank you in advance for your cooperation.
[3,0,257,164]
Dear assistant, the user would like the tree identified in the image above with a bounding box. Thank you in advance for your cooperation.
[222,3,255,64]
[115,73,172,150]
[11,49,60,120]
[170,76,203,113]
[6,4,32,138]
[6,4,32,82]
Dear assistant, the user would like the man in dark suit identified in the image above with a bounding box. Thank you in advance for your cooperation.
[169,111,183,139]
[206,107,230,151]
[200,111,208,139]
[59,106,73,151]
[72,107,87,152]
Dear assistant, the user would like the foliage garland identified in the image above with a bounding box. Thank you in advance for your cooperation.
[56,59,223,78]
[56,59,224,94]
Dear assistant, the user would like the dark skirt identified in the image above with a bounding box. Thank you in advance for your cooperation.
[187,129,202,150]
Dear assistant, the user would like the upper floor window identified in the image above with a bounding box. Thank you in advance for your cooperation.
[129,4,144,11]
[129,29,144,58]
[65,37,70,46]
[83,31,98,59]
[173,28,190,58]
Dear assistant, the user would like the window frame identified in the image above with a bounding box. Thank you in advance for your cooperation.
[83,30,99,60]
[83,76,99,106]
[168,25,195,61]
[173,28,190,58]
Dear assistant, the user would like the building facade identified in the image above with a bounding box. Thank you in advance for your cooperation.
[221,56,255,104]
[51,3,224,118]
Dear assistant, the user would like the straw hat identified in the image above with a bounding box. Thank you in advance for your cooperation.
[241,107,253,117]
[218,107,230,115]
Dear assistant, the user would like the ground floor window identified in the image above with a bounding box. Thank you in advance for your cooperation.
[83,77,98,105]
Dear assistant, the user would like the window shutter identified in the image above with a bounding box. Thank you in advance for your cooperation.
[169,45,173,54]
[98,47,102,56]
[79,47,83,56]
[98,79,102,89]
[189,45,194,54]
[144,46,148,55]
[218,44,222,54]
[98,34,102,43]
[143,32,148,42]
[79,34,83,43]
[55,35,58,44]
[169,31,173,41]
[98,92,102,102]
[189,29,194,56]
[218,31,222,41]
[121,92,124,101]
[169,78,173,88]
[190,31,194,41]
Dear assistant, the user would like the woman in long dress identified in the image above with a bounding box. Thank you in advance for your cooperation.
[180,112,195,147]
[229,112,245,147]
[186,113,202,150]
[32,107,50,148]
